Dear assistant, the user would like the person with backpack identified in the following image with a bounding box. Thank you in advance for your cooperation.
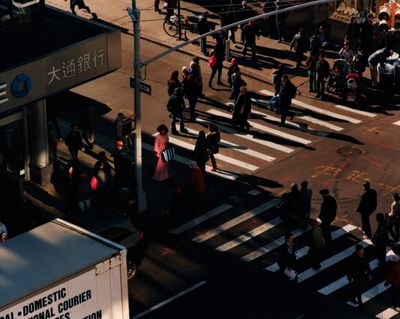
[167,87,187,134]
[290,28,308,69]
[206,123,220,172]
[278,74,296,126]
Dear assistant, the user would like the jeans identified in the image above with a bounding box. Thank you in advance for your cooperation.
[308,70,316,91]
[209,64,223,84]
[243,41,256,61]
[316,76,326,96]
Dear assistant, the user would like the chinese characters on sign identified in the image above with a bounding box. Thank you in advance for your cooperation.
[47,49,105,86]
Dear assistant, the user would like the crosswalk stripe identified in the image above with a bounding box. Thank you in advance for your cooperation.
[216,216,283,252]
[318,250,394,295]
[192,198,281,243]
[335,104,376,117]
[196,118,294,153]
[241,224,312,262]
[375,307,399,319]
[207,109,312,145]
[347,281,389,307]
[265,224,357,272]
[297,239,371,283]
[169,204,233,235]
[184,127,276,162]
[394,120,400,126]
[251,98,344,132]
[143,143,238,180]
[156,134,259,171]
[259,89,362,124]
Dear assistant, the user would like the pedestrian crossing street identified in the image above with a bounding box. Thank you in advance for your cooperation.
[149,89,388,180]
[169,191,400,319]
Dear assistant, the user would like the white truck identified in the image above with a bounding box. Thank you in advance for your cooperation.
[0,219,130,319]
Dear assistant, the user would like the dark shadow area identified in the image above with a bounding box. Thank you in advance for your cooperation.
[237,173,283,188]
[326,132,364,145]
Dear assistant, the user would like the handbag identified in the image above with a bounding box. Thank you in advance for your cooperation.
[284,267,297,281]
[208,54,217,69]
[162,146,176,162]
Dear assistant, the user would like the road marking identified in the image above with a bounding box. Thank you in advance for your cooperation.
[247,189,261,196]
[347,281,389,307]
[394,120,400,126]
[155,134,259,171]
[297,239,371,283]
[265,224,357,272]
[241,224,312,262]
[143,143,238,180]
[184,127,275,162]
[318,250,394,295]
[335,104,376,117]
[259,89,362,124]
[192,198,281,243]
[196,118,294,153]
[251,98,343,132]
[375,307,399,319]
[169,204,233,235]
[216,216,283,252]
[208,109,312,145]
[132,281,207,319]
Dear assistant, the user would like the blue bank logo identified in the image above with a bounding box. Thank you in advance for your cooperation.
[11,73,32,98]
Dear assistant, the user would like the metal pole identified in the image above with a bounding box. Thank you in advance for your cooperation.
[178,0,182,40]
[129,0,147,213]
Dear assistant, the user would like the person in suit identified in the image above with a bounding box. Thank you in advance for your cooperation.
[355,181,377,239]
[318,189,337,244]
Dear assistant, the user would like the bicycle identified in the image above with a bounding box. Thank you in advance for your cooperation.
[163,15,197,40]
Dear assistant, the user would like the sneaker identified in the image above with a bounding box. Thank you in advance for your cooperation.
[211,167,217,172]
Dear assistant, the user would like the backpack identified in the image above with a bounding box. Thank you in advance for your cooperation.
[208,54,217,69]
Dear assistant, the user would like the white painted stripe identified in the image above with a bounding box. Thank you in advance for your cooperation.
[143,143,238,181]
[247,189,261,196]
[216,216,283,252]
[196,117,294,153]
[260,89,362,124]
[208,109,312,145]
[299,116,343,131]
[266,224,357,272]
[0,98,9,105]
[184,127,275,163]
[375,307,399,319]
[0,83,7,89]
[394,120,400,126]
[132,281,207,319]
[319,250,394,295]
[162,134,259,171]
[241,224,312,262]
[169,204,233,235]
[335,104,376,117]
[192,198,281,243]
[0,91,6,97]
[251,99,343,132]
[297,239,371,283]
[347,282,389,307]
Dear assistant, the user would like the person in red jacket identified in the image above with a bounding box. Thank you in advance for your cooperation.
[187,161,206,213]
[385,255,400,311]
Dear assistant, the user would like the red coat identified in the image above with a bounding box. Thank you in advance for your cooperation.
[188,168,205,194]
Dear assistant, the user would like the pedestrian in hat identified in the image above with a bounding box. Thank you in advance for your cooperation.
[318,189,337,244]
[355,181,377,239]
[388,193,400,242]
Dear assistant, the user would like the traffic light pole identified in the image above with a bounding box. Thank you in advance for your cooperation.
[128,0,146,213]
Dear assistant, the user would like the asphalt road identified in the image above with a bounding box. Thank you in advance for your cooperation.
[51,28,400,319]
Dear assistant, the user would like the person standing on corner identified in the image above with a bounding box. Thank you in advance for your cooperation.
[153,124,170,182]
[355,181,377,239]
[197,14,209,56]
[232,86,251,132]
[318,188,337,245]
[279,74,296,127]
[315,53,330,99]
[65,123,84,165]
[193,131,209,175]
[388,193,400,242]
[209,36,225,88]
[182,67,199,122]
[242,20,260,63]
[190,56,205,99]
[290,28,308,69]
[206,123,220,172]
[166,87,187,134]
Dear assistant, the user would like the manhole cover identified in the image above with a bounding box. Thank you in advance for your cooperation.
[336,147,363,158]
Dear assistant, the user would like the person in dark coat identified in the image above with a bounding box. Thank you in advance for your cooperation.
[187,161,206,213]
[318,189,337,244]
[167,87,187,134]
[372,213,390,266]
[232,86,252,132]
[193,131,209,175]
[65,124,83,164]
[309,29,321,57]
[227,58,239,89]
[278,75,296,126]
[206,123,220,172]
[182,68,199,122]
[242,20,260,62]
[290,28,308,68]
[315,54,330,99]
[306,54,317,93]
[308,219,325,270]
[347,245,372,307]
[197,14,209,55]
[278,232,298,280]
[231,69,246,100]
[167,70,181,97]
[355,181,377,239]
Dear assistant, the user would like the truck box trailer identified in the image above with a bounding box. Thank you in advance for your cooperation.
[0,218,130,319]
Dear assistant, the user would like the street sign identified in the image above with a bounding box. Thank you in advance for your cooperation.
[130,77,152,95]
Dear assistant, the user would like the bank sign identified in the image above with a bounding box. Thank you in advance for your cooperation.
[0,269,112,319]
[0,31,121,112]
